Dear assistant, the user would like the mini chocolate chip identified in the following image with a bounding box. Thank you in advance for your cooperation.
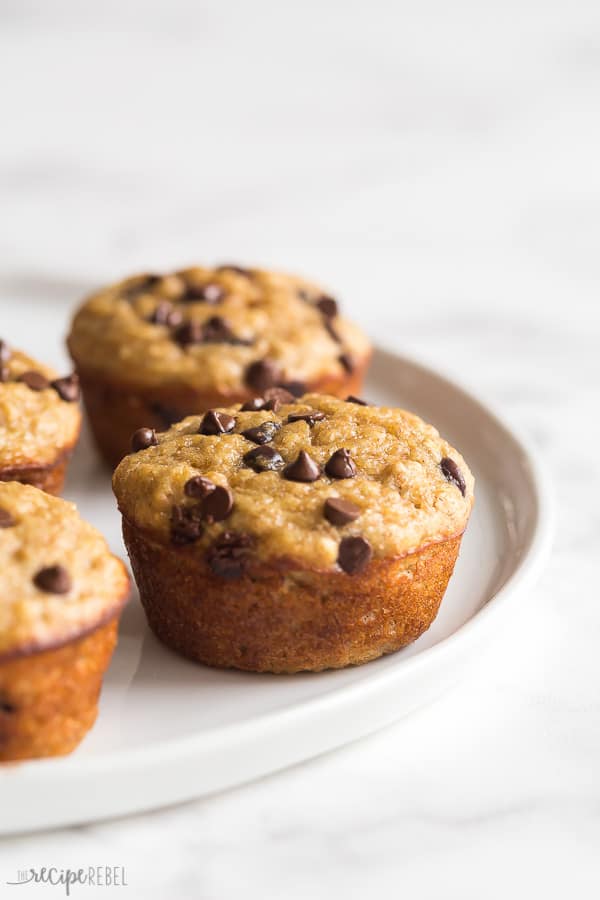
[262,386,297,411]
[17,371,49,391]
[182,283,225,304]
[241,397,266,412]
[315,295,338,318]
[337,536,372,574]
[184,475,216,499]
[284,450,321,483]
[216,264,253,277]
[287,409,325,426]
[200,410,236,435]
[325,319,342,343]
[0,697,16,715]
[148,301,183,327]
[33,565,72,594]
[346,395,370,406]
[51,374,80,402]
[202,485,233,523]
[243,445,285,472]
[325,449,357,479]
[324,497,361,526]
[0,507,15,528]
[150,402,183,428]
[131,427,158,452]
[207,531,253,578]
[441,457,467,496]
[241,421,280,444]
[339,352,357,374]
[245,359,282,392]
[174,321,205,346]
[171,504,204,545]
[297,289,311,301]
[281,380,306,398]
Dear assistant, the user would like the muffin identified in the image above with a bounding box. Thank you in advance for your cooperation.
[67,265,371,467]
[113,393,474,674]
[0,482,129,762]
[0,339,81,495]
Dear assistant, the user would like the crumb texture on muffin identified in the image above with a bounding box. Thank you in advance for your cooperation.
[0,344,81,469]
[68,266,371,393]
[113,394,474,572]
[0,482,129,659]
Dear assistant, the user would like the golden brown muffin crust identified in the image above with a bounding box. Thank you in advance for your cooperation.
[68,266,371,393]
[0,482,130,660]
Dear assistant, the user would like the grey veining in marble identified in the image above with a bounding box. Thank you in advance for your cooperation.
[0,0,599,897]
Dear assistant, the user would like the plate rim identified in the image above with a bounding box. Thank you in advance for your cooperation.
[0,345,555,803]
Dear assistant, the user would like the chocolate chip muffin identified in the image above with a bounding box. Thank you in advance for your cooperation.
[0,339,81,495]
[0,482,130,761]
[113,393,474,673]
[67,265,371,467]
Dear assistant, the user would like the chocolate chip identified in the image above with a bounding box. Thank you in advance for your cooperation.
[297,289,311,301]
[171,504,204,545]
[123,273,161,297]
[199,410,236,435]
[216,264,253,277]
[201,315,250,345]
[241,397,266,411]
[281,380,306,398]
[0,697,16,715]
[325,320,342,343]
[174,321,205,347]
[441,457,467,496]
[315,295,338,318]
[262,386,296,411]
[202,485,233,523]
[284,450,321,483]
[325,449,357,479]
[337,536,372,574]
[17,371,49,391]
[243,445,284,472]
[207,531,253,578]
[0,340,10,363]
[346,395,369,406]
[184,475,216,499]
[33,565,72,594]
[148,301,183,327]
[150,402,183,428]
[339,353,357,374]
[245,359,282,392]
[287,410,325,426]
[131,427,158,452]
[324,497,361,526]
[241,421,280,444]
[0,507,15,528]
[182,283,225,304]
[51,374,80,402]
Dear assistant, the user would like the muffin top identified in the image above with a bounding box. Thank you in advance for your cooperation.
[67,265,371,394]
[0,340,81,470]
[0,482,130,659]
[113,393,474,575]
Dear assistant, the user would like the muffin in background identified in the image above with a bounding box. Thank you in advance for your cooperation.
[0,340,81,495]
[0,482,129,762]
[67,265,371,467]
[113,393,474,674]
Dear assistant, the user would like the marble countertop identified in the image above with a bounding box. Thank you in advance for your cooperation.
[1,1,599,896]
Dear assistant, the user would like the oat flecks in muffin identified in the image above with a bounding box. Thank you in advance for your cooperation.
[67,266,371,393]
[113,394,474,572]
[0,344,81,470]
[0,482,129,658]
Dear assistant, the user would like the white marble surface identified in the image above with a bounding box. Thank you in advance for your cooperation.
[1,0,599,896]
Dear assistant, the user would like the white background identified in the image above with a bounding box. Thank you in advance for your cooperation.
[1,1,599,897]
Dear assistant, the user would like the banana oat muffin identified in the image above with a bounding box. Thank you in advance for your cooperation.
[0,339,81,495]
[67,265,371,467]
[113,393,474,673]
[0,482,129,761]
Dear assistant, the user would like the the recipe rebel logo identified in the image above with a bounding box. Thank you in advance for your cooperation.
[6,866,128,895]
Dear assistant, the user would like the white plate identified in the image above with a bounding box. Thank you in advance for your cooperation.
[0,343,553,835]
